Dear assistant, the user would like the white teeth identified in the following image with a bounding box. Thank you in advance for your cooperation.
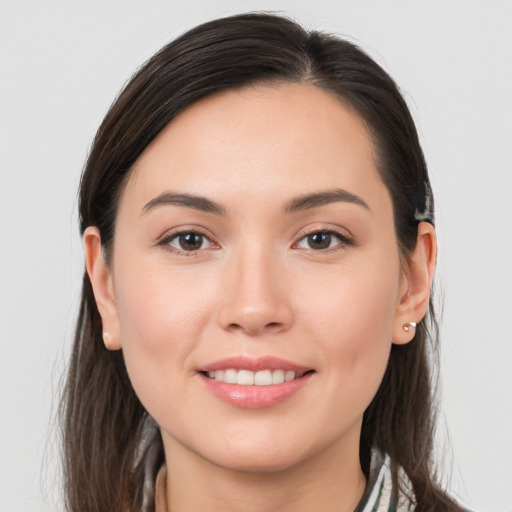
[254,370,272,385]
[272,369,285,384]
[206,368,300,385]
[224,368,237,384]
[284,370,296,382]
[237,370,254,385]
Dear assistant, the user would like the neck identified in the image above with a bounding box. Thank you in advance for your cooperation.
[160,428,366,512]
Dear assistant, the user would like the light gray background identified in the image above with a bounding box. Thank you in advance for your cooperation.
[1,1,511,511]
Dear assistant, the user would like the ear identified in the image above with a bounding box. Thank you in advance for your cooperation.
[83,226,122,350]
[393,222,437,345]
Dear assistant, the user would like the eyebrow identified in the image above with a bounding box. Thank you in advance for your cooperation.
[283,189,370,213]
[141,192,226,216]
[141,188,369,217]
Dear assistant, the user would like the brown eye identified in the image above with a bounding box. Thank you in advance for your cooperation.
[307,232,332,250]
[169,232,209,251]
[296,231,349,251]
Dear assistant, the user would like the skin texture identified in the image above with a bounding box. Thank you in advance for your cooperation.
[85,83,436,512]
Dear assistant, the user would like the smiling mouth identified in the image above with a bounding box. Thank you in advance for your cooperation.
[202,369,314,386]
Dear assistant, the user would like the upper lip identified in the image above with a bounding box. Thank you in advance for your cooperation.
[199,356,311,373]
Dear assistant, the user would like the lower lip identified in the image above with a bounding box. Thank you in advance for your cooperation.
[199,373,313,409]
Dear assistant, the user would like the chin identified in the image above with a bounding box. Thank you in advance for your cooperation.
[195,435,322,475]
[210,450,308,474]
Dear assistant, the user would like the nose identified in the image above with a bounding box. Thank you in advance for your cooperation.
[216,246,294,336]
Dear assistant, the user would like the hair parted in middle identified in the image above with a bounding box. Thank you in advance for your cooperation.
[61,12,461,512]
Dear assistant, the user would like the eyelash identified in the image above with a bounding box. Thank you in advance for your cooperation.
[293,229,354,252]
[158,228,218,256]
[158,227,353,256]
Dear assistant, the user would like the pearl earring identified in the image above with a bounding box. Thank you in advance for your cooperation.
[402,322,417,332]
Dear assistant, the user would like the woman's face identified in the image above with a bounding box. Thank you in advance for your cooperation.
[93,83,420,473]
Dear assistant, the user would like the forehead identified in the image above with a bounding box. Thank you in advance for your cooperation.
[122,82,389,215]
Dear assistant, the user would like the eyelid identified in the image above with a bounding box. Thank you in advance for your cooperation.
[156,226,220,254]
[292,225,355,251]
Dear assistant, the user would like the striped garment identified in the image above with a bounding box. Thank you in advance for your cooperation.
[355,451,415,512]
[142,447,415,512]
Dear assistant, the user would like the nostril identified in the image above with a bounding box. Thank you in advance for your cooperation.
[218,301,293,335]
[226,321,284,335]
[261,322,286,335]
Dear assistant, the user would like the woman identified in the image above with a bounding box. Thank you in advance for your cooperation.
[61,12,465,512]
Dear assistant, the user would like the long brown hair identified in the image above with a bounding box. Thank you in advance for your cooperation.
[61,12,462,511]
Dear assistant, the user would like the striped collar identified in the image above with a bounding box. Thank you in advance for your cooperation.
[355,451,415,512]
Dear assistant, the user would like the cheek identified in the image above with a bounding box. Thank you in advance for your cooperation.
[301,262,400,408]
[301,258,400,341]
[117,275,202,350]
[112,261,213,413]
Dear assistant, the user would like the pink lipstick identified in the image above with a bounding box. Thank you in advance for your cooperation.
[198,356,314,409]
